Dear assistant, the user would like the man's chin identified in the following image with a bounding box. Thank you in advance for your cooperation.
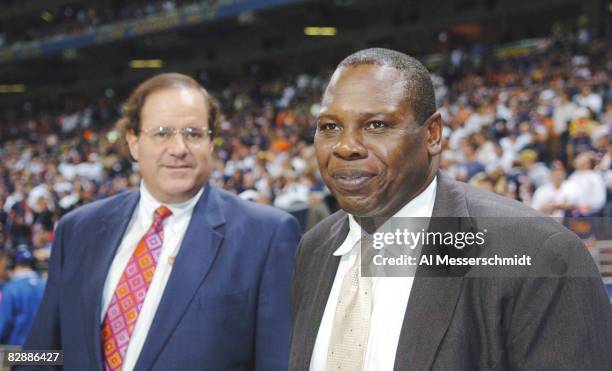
[336,195,380,218]
[158,183,199,202]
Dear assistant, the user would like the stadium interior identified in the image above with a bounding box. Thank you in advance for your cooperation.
[0,0,610,356]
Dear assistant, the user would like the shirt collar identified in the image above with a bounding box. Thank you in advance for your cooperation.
[333,176,438,256]
[139,181,204,220]
[11,270,39,281]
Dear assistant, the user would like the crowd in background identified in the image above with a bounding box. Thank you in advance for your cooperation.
[0,26,610,297]
[0,28,612,260]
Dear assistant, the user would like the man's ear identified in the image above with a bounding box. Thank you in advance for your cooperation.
[126,129,140,161]
[426,112,442,156]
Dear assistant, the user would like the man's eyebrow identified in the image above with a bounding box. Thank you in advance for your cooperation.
[317,112,392,121]
[317,114,340,121]
[358,112,389,119]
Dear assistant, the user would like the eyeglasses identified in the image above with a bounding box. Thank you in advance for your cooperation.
[141,126,213,144]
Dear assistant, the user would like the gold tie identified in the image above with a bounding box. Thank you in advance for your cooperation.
[326,239,373,371]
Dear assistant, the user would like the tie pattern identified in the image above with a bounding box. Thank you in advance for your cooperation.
[101,205,172,371]
[326,238,373,371]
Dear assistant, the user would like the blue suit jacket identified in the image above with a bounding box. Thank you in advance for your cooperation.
[22,184,301,371]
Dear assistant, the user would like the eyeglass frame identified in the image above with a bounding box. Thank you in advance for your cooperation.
[140,126,213,144]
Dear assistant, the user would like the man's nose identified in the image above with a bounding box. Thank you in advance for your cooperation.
[166,133,188,156]
[332,127,367,160]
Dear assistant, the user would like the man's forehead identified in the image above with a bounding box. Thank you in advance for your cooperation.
[146,86,207,105]
[141,87,208,117]
[329,63,404,85]
[322,64,409,110]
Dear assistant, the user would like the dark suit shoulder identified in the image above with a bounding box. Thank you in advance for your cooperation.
[59,189,138,226]
[452,181,593,272]
[300,210,347,248]
[459,181,566,237]
[460,181,541,217]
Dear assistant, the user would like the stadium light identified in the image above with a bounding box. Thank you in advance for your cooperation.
[129,59,164,68]
[0,84,26,93]
[304,27,337,37]
[40,11,54,22]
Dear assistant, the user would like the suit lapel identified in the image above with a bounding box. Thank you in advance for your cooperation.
[300,214,348,370]
[394,172,472,371]
[82,190,140,371]
[134,185,225,371]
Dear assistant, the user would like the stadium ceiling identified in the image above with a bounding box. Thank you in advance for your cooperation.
[0,0,599,111]
[0,0,82,20]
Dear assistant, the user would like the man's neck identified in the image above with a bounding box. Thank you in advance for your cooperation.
[354,217,384,235]
[354,173,438,234]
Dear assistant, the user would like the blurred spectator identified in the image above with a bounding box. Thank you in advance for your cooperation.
[564,152,607,215]
[0,251,9,301]
[457,139,485,182]
[0,247,46,345]
[575,85,603,116]
[553,91,579,136]
[531,166,571,217]
[517,149,550,188]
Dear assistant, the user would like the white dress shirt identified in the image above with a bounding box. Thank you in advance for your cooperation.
[310,177,437,371]
[564,170,607,213]
[101,182,203,371]
[530,183,572,217]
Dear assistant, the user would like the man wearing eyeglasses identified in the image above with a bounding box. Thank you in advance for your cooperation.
[22,73,301,371]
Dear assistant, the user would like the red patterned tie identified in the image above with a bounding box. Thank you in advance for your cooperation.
[101,205,172,371]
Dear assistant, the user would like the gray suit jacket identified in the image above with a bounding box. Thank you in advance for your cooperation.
[290,172,612,370]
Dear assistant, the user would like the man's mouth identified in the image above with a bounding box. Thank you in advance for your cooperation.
[331,169,377,190]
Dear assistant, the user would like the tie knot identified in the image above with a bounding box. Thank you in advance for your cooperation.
[154,205,172,222]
